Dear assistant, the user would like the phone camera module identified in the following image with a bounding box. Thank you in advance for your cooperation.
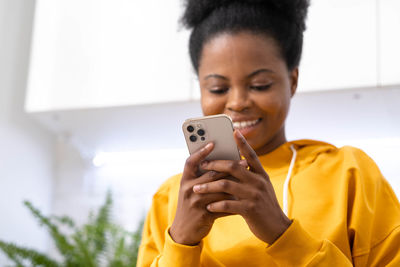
[197,129,205,136]
[187,125,194,133]
[201,137,205,141]
[189,135,197,142]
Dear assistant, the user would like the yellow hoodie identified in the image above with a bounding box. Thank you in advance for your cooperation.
[137,140,400,266]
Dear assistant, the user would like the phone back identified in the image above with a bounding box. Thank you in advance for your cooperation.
[182,114,240,161]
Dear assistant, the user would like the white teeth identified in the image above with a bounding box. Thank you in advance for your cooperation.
[233,119,259,129]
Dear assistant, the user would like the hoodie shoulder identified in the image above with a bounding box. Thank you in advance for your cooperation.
[290,140,383,176]
[153,173,182,201]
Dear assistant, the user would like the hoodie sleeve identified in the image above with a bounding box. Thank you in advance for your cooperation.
[137,224,203,267]
[265,221,400,266]
[264,219,352,266]
[349,148,400,266]
[136,176,204,267]
[265,147,400,266]
[265,199,400,266]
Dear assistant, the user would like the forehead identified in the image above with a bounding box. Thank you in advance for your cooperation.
[198,32,285,76]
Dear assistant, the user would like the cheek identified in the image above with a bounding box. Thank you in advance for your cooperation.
[276,100,289,122]
[274,94,291,123]
[257,92,290,120]
[200,94,226,116]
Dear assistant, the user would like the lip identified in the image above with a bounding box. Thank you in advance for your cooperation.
[231,117,262,137]
[230,116,260,123]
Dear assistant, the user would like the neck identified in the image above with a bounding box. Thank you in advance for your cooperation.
[255,126,287,156]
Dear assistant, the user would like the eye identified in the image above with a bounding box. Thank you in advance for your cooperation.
[250,84,272,91]
[209,87,229,95]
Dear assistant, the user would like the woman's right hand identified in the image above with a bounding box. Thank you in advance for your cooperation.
[169,142,238,246]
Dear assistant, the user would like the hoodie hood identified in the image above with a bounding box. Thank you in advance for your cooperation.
[258,139,337,176]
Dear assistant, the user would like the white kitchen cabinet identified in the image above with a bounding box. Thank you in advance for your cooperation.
[26,0,192,112]
[379,0,400,86]
[298,0,378,92]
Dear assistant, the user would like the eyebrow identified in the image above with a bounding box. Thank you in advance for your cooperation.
[204,74,228,81]
[248,68,274,78]
[204,68,274,81]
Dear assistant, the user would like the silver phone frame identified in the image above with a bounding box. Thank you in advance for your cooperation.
[182,114,241,161]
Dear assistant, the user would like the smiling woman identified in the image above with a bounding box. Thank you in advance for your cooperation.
[137,0,400,266]
[199,33,295,156]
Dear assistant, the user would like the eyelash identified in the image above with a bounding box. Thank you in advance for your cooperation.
[209,88,229,95]
[209,84,272,94]
[250,84,272,91]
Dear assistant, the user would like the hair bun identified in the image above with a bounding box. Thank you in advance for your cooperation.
[182,0,309,31]
[181,0,227,29]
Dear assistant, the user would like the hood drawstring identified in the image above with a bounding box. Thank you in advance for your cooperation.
[283,144,297,217]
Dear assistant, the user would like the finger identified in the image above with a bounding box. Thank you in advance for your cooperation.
[202,192,236,203]
[200,159,254,183]
[182,171,228,199]
[190,192,236,209]
[193,179,249,199]
[206,200,243,215]
[193,170,229,185]
[197,160,246,182]
[234,130,265,174]
[183,142,214,178]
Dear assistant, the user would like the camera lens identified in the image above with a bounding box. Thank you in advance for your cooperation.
[187,125,194,132]
[197,129,205,136]
[201,137,205,141]
[189,135,197,142]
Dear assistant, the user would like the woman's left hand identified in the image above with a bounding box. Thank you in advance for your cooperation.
[193,130,292,244]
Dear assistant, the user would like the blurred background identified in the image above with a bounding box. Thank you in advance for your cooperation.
[0,0,399,264]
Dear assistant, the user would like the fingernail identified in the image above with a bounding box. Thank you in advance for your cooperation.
[205,143,213,149]
[239,160,248,167]
[201,161,208,167]
[235,130,244,139]
[206,204,212,211]
[193,185,201,192]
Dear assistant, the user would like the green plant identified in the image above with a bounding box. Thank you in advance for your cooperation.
[0,192,143,267]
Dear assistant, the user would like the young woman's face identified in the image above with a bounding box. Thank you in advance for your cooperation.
[198,32,298,155]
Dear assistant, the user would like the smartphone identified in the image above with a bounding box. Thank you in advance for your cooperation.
[182,114,241,162]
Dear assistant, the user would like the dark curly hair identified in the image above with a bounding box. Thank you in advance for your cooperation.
[181,0,310,72]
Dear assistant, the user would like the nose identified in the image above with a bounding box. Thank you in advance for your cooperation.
[226,87,251,112]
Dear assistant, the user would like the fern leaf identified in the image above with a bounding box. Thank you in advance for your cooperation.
[126,219,144,266]
[23,201,75,260]
[50,215,76,229]
[9,192,144,267]
[0,240,59,267]
[85,190,113,260]
[71,233,96,267]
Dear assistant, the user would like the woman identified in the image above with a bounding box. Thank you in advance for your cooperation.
[137,0,400,266]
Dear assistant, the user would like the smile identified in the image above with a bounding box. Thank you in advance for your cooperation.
[232,118,261,129]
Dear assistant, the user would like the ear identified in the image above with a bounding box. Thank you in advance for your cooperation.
[289,68,299,97]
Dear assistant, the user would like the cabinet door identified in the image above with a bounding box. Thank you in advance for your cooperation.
[298,0,377,92]
[379,0,400,86]
[26,0,192,112]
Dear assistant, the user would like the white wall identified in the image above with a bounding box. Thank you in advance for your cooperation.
[0,0,54,265]
[51,140,162,233]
